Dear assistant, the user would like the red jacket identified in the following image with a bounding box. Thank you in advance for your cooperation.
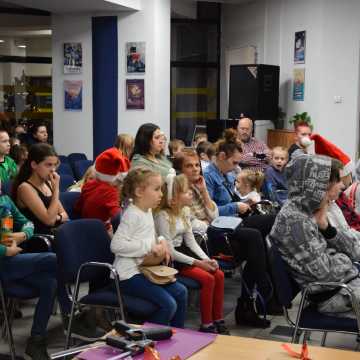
[75,179,121,224]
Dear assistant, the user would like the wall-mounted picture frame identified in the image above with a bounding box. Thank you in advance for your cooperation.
[64,80,82,111]
[126,79,145,110]
[294,31,306,64]
[126,42,145,73]
[64,42,82,74]
[293,68,305,101]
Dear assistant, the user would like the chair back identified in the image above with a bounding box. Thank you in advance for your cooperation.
[1,180,13,197]
[60,191,81,219]
[267,241,300,308]
[58,163,74,177]
[58,155,69,164]
[55,219,113,284]
[59,174,76,192]
[68,153,87,165]
[73,160,93,180]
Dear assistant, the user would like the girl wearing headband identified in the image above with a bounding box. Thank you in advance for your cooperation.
[154,170,229,335]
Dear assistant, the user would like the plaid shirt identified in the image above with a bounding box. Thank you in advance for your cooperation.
[239,137,271,172]
[336,192,360,232]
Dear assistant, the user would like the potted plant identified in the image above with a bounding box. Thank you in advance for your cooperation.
[289,112,313,130]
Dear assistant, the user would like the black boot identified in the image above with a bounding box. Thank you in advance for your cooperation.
[25,335,50,360]
[235,297,271,329]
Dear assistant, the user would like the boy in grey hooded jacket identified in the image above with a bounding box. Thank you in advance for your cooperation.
[270,154,360,316]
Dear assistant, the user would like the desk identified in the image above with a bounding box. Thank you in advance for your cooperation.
[190,335,359,360]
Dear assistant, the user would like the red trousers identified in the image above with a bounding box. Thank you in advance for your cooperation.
[179,266,224,324]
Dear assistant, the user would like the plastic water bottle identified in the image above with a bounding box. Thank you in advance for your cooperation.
[1,206,13,243]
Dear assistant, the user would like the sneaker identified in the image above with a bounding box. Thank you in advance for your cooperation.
[199,324,218,334]
[63,312,106,341]
[25,335,50,360]
[214,320,231,335]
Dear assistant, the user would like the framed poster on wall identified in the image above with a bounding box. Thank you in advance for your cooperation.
[64,43,82,74]
[126,79,144,110]
[64,80,82,111]
[126,42,145,73]
[294,31,306,64]
[293,68,305,101]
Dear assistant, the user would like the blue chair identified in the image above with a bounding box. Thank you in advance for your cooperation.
[0,279,39,360]
[60,174,76,192]
[58,155,70,164]
[58,163,74,178]
[68,153,87,166]
[73,160,93,181]
[54,219,157,349]
[267,241,360,346]
[60,191,81,220]
[1,180,13,197]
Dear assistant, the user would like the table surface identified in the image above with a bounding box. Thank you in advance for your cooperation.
[189,335,359,360]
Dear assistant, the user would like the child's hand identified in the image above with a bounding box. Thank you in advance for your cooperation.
[5,240,22,257]
[151,243,166,258]
[194,259,215,273]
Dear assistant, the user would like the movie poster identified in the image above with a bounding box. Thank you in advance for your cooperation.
[64,80,82,111]
[294,31,306,64]
[293,68,305,101]
[126,79,145,110]
[126,42,145,73]
[64,43,82,74]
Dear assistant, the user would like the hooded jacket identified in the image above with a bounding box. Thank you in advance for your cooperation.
[269,155,359,292]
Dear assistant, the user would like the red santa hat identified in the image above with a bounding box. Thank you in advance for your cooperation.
[310,133,353,177]
[95,148,126,182]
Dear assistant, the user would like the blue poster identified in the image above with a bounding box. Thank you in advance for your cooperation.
[293,68,305,101]
[64,80,82,111]
[294,31,306,64]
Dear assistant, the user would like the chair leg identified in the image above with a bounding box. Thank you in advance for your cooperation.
[303,330,311,342]
[321,332,328,347]
[0,285,16,360]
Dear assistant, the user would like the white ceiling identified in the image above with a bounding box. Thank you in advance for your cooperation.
[0,0,141,13]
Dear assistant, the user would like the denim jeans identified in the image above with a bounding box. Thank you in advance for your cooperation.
[119,274,188,328]
[0,252,67,336]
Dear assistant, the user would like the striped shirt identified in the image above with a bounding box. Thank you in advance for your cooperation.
[239,137,271,172]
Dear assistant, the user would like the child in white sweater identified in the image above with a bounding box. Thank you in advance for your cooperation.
[154,173,229,334]
[110,168,187,327]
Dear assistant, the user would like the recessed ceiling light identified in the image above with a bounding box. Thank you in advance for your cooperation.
[0,40,4,43]
[17,45,26,48]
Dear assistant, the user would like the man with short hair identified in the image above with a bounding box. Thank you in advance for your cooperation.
[288,122,312,160]
[0,130,18,182]
[237,117,270,172]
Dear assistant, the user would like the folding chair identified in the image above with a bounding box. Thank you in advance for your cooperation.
[0,279,39,360]
[267,241,360,346]
[55,219,158,349]
[59,191,81,220]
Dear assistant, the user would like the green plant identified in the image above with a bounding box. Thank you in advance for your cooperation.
[289,112,313,130]
[272,106,286,129]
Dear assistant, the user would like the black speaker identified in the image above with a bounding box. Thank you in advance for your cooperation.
[228,64,279,120]
[206,119,239,143]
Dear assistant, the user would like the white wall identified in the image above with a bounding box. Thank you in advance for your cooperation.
[117,0,171,138]
[52,15,93,157]
[221,0,360,159]
[220,0,266,117]
[52,0,171,157]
